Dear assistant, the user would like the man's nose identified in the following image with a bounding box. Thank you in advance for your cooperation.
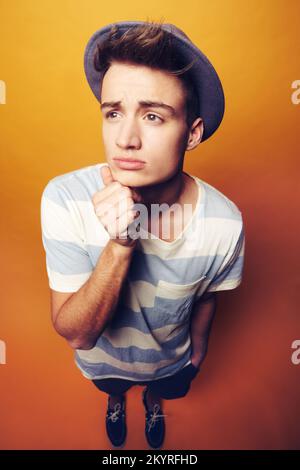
[116,118,141,149]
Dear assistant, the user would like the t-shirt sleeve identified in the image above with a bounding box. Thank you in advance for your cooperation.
[40,181,94,293]
[206,224,245,292]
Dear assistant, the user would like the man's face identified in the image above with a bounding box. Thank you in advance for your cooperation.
[100,61,190,188]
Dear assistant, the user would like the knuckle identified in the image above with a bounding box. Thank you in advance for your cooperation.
[95,203,103,216]
[121,187,131,198]
[113,181,122,190]
[124,196,134,209]
[128,210,136,222]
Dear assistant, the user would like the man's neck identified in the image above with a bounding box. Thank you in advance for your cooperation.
[130,170,199,242]
[131,170,185,212]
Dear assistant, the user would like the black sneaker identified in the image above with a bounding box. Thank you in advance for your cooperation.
[105,394,127,448]
[142,387,166,449]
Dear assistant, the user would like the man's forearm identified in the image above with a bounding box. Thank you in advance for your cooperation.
[190,293,217,357]
[54,239,136,350]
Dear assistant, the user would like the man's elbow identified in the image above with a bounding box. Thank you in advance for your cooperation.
[53,321,99,350]
[68,338,97,350]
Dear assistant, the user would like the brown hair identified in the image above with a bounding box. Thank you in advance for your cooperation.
[93,19,199,129]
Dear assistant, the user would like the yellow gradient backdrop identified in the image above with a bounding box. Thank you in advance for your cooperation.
[0,0,299,449]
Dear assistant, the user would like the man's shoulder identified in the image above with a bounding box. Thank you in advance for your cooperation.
[196,176,243,223]
[190,175,244,247]
[41,162,107,203]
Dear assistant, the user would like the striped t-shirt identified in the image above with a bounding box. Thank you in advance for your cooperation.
[40,162,245,381]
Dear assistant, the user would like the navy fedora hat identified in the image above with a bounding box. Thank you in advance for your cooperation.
[84,20,225,142]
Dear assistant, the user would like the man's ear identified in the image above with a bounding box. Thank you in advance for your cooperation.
[186,117,204,151]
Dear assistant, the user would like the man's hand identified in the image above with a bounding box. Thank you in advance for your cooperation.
[190,337,208,369]
[92,165,142,247]
[189,293,217,369]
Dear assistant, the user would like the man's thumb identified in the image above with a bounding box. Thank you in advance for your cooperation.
[101,164,115,186]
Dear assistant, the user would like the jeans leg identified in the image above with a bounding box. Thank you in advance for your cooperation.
[92,377,134,396]
[147,363,200,400]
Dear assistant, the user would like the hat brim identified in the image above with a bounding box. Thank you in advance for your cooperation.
[84,21,225,142]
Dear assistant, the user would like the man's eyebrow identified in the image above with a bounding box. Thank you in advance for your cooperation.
[100,100,176,115]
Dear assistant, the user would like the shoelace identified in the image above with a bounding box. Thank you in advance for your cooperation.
[107,403,122,423]
[147,403,168,432]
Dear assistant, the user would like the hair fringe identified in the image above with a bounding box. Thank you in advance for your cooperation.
[93,19,200,127]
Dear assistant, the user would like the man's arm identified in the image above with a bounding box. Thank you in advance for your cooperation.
[189,292,217,368]
[46,164,142,351]
[53,239,136,350]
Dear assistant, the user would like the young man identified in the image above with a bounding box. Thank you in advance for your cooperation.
[40,20,245,449]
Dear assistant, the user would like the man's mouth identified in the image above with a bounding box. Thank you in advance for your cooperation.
[113,157,146,170]
[113,157,145,163]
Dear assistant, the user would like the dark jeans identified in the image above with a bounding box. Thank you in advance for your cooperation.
[92,363,200,400]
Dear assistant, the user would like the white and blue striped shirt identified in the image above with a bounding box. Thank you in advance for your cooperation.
[40,162,245,381]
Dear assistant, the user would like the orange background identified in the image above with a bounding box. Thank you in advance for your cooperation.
[0,0,299,449]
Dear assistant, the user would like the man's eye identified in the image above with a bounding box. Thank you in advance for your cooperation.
[105,111,118,119]
[145,113,163,122]
[104,112,163,122]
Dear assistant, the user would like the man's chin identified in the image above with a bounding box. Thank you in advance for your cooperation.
[112,169,147,187]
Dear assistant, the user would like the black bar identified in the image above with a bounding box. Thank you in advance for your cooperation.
[0,450,299,467]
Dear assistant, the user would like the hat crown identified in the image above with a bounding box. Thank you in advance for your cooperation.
[108,21,192,45]
[83,20,225,142]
